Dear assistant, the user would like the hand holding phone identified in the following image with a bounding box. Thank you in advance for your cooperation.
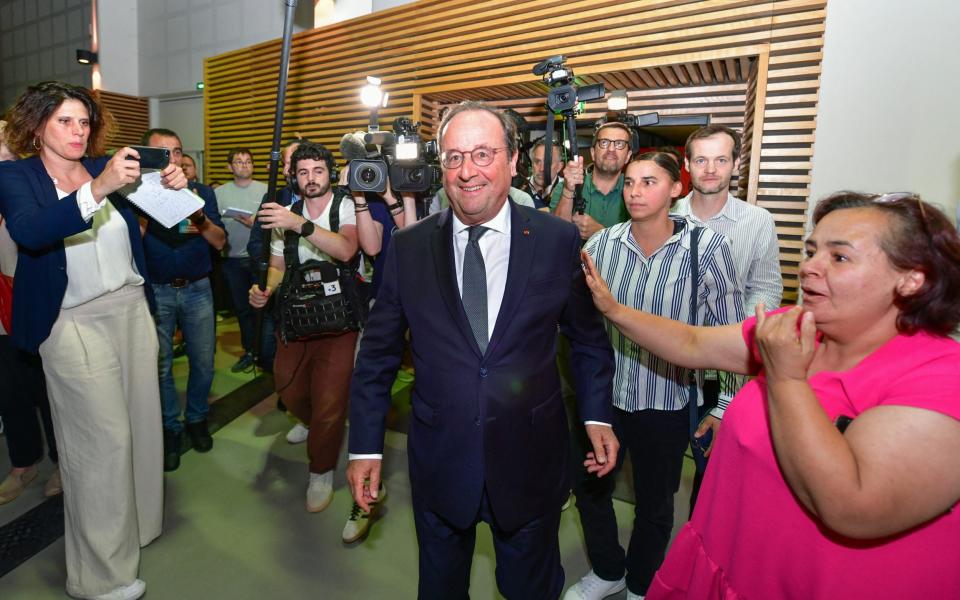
[127,146,171,170]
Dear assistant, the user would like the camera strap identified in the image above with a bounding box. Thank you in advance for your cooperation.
[686,225,703,439]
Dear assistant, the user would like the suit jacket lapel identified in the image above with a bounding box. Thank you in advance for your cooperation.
[431,209,484,357]
[486,202,535,357]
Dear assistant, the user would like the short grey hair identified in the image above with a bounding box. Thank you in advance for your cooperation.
[437,101,517,156]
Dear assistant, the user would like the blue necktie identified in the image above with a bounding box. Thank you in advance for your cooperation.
[462,226,489,353]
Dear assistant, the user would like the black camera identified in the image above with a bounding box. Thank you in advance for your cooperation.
[533,55,605,113]
[348,117,440,194]
[348,158,389,193]
[388,118,440,193]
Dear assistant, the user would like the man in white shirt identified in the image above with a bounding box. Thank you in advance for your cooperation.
[671,123,783,512]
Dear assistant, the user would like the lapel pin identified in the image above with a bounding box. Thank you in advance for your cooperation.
[522,227,530,236]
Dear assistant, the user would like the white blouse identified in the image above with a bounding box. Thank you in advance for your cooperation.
[61,182,143,308]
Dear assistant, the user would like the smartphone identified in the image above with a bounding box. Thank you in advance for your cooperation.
[692,428,713,454]
[127,146,171,170]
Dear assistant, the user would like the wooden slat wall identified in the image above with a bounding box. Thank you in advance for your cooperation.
[95,90,150,149]
[205,0,827,301]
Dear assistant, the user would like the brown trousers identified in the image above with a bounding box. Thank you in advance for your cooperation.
[273,330,358,473]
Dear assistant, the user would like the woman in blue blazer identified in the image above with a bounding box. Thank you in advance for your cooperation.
[0,82,186,600]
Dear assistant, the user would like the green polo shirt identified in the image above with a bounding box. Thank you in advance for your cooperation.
[549,172,628,227]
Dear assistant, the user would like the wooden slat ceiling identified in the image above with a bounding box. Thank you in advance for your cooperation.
[204,0,828,302]
[429,58,751,105]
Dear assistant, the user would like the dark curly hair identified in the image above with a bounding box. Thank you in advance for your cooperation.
[289,141,336,177]
[812,191,960,336]
[4,81,114,157]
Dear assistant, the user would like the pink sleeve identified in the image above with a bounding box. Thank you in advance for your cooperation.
[876,338,960,421]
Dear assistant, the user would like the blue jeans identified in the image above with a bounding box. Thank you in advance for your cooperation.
[153,278,216,433]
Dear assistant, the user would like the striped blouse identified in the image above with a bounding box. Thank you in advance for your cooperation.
[584,217,745,413]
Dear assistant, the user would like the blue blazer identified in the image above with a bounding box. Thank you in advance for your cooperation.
[349,201,614,531]
[0,156,152,353]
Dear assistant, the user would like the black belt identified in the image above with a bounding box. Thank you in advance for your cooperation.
[164,275,206,289]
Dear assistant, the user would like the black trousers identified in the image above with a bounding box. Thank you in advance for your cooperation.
[570,406,689,595]
[689,378,720,516]
[413,489,564,600]
[0,335,57,467]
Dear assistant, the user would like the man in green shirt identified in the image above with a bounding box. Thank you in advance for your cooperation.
[551,122,633,239]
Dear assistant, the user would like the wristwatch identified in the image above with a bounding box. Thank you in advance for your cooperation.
[299,220,315,237]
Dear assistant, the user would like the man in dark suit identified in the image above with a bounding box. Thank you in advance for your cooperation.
[347,101,619,600]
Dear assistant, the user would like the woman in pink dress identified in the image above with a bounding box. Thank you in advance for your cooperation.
[579,191,960,599]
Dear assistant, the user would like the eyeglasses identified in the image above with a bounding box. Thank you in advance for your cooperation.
[232,160,253,167]
[595,138,629,150]
[440,147,506,169]
[873,191,925,217]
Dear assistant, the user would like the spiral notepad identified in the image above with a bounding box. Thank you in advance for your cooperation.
[122,172,205,229]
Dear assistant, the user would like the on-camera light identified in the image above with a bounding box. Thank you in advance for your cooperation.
[395,142,419,161]
[607,90,628,111]
[360,75,384,108]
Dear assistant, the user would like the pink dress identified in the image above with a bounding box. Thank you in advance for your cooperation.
[647,315,960,599]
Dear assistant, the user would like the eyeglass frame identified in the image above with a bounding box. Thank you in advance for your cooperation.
[231,159,253,167]
[440,146,508,169]
[594,138,630,151]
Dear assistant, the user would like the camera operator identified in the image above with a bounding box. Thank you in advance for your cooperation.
[552,122,633,239]
[248,141,359,516]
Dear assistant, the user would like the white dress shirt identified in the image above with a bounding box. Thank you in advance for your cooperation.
[451,199,511,339]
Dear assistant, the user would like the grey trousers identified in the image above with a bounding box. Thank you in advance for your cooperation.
[39,285,164,597]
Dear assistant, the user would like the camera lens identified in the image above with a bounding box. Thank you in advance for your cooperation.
[360,167,376,184]
[409,168,424,183]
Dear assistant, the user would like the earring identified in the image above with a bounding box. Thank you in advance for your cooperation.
[33,136,41,151]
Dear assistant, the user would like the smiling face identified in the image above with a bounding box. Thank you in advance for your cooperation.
[686,133,739,196]
[622,159,681,223]
[440,109,517,226]
[37,99,90,162]
[800,207,919,338]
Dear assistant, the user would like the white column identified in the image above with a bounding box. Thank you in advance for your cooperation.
[95,0,139,96]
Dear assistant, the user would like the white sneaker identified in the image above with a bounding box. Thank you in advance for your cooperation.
[563,570,626,600]
[342,482,387,543]
[286,422,309,444]
[74,579,146,600]
[626,592,644,600]
[306,470,333,513]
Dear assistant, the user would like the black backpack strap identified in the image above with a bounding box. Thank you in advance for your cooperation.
[282,200,305,272]
[687,225,703,438]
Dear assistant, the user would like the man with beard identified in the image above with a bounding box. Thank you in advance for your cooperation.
[552,122,633,239]
[249,141,360,513]
[670,124,782,512]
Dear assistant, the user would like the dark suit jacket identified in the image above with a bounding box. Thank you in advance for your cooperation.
[0,156,151,353]
[349,201,614,531]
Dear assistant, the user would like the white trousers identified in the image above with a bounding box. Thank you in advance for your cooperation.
[39,285,164,597]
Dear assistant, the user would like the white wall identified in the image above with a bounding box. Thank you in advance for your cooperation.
[136,0,315,98]
[97,0,138,96]
[0,0,93,107]
[810,0,960,225]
